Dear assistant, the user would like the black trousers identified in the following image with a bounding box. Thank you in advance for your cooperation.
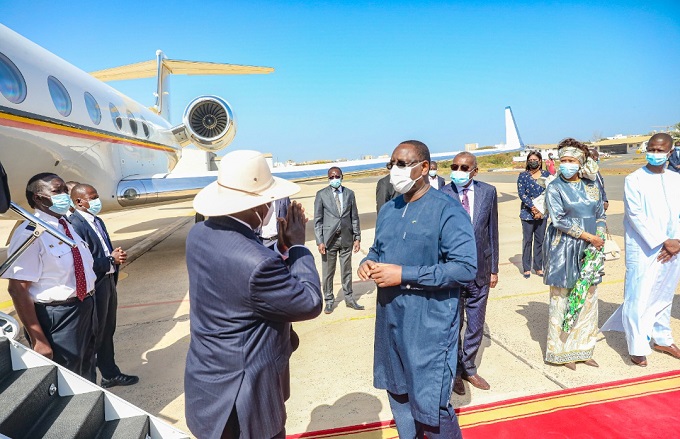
[95,274,121,379]
[321,235,353,303]
[33,295,97,382]
[521,219,546,272]
[457,282,490,377]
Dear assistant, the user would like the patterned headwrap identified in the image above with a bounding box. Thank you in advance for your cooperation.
[558,147,586,165]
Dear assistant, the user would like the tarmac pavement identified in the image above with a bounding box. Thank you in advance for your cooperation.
[1,169,679,437]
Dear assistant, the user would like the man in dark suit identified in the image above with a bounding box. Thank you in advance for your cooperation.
[669,140,680,173]
[314,166,363,313]
[442,152,499,395]
[376,174,396,213]
[427,160,446,190]
[185,150,322,439]
[69,184,139,388]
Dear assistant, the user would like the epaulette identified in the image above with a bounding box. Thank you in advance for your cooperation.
[25,223,36,232]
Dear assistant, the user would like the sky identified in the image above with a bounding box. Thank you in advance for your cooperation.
[3,1,680,162]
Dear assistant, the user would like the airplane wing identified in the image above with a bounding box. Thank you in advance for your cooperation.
[90,59,274,82]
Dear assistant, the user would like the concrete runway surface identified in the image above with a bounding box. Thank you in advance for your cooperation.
[1,169,679,437]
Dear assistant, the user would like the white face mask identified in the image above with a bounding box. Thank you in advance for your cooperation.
[390,164,420,194]
[254,202,275,232]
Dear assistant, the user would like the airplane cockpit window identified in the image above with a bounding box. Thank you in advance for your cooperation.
[47,76,72,117]
[84,92,101,125]
[127,111,138,136]
[109,103,123,130]
[0,52,27,104]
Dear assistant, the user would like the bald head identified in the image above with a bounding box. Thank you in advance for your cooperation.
[71,183,96,200]
[648,133,673,153]
[454,152,477,167]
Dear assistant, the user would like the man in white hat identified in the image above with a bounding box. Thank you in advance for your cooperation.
[184,150,322,439]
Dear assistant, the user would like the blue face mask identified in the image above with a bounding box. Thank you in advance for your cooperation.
[646,152,669,166]
[428,170,437,178]
[559,163,580,179]
[87,198,102,216]
[450,170,471,186]
[329,178,342,189]
[48,193,71,216]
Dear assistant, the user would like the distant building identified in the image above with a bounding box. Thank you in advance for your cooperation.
[591,135,651,155]
[465,143,478,151]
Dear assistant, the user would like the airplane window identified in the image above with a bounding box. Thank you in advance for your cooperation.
[140,115,150,138]
[109,103,123,130]
[0,52,27,104]
[127,111,138,135]
[84,92,101,125]
[47,76,72,117]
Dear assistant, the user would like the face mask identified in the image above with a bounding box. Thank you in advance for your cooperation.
[527,161,540,170]
[254,202,275,233]
[86,198,102,216]
[450,170,471,186]
[47,193,71,216]
[329,178,342,189]
[428,170,437,178]
[646,152,669,166]
[390,164,420,194]
[559,163,580,179]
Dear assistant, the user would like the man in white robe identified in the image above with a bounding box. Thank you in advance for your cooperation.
[602,133,680,366]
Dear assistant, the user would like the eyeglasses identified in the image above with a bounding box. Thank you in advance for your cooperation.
[386,160,422,170]
[450,164,475,172]
[328,175,342,180]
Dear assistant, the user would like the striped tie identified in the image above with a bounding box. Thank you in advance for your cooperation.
[58,218,88,301]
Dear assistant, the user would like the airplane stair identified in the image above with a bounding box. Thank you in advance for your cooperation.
[0,336,188,439]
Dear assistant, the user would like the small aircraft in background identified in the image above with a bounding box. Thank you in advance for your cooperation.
[0,24,272,215]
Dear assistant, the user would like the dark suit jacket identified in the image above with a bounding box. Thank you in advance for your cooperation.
[184,216,321,439]
[68,210,117,284]
[376,174,396,213]
[669,148,680,173]
[428,175,446,190]
[441,180,499,286]
[595,172,608,202]
[314,185,360,247]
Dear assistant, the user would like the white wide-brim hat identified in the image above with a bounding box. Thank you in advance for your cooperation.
[193,150,300,217]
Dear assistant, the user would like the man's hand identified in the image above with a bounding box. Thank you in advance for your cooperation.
[358,260,376,281]
[533,212,543,220]
[318,243,326,255]
[32,339,53,360]
[353,240,360,253]
[604,201,609,211]
[282,201,307,246]
[112,247,126,264]
[371,263,402,288]
[658,248,674,264]
[490,273,498,289]
[662,239,680,256]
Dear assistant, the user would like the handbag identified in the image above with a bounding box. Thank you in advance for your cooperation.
[603,229,621,261]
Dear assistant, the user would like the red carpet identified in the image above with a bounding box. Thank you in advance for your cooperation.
[289,370,680,439]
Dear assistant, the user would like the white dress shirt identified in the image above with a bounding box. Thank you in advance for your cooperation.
[80,210,115,274]
[429,176,439,189]
[2,210,96,303]
[455,181,475,222]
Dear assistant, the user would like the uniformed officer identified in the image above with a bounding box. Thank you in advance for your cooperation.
[3,173,97,380]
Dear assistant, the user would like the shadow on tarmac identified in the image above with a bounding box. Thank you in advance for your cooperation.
[515,301,548,354]
[305,392,383,433]
[325,281,376,312]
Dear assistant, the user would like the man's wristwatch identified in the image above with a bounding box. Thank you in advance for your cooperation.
[108,256,116,265]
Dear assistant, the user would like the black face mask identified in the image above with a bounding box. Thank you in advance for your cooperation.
[528,161,540,170]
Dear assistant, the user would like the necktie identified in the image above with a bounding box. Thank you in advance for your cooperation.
[461,188,471,216]
[334,189,342,214]
[94,217,113,252]
[58,218,88,301]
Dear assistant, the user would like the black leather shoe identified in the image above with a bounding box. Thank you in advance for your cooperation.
[345,300,365,310]
[324,302,334,314]
[101,373,139,389]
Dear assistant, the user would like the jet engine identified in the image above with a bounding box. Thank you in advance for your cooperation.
[171,96,236,152]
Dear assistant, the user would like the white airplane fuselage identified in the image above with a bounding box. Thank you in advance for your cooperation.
[0,25,187,213]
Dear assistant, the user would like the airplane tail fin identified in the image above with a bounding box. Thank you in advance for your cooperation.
[505,106,525,150]
[89,53,274,120]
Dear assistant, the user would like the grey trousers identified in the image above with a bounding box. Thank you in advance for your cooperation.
[321,235,353,303]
